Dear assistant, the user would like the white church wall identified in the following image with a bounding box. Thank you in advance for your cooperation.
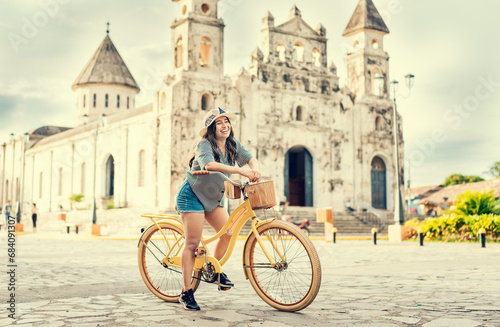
[74,84,137,126]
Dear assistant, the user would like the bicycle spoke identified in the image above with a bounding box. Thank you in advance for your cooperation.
[249,225,315,305]
[139,224,201,301]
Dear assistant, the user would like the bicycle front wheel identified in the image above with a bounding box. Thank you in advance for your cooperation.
[243,220,321,311]
[138,222,201,302]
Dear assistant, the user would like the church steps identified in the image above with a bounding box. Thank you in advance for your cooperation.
[26,206,387,238]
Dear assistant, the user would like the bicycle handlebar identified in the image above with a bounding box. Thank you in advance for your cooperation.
[191,170,243,187]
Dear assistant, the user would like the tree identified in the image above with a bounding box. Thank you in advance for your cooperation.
[447,189,500,215]
[444,174,484,186]
[487,161,500,179]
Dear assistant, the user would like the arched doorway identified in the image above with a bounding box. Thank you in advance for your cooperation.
[284,146,313,207]
[371,156,386,209]
[105,155,115,197]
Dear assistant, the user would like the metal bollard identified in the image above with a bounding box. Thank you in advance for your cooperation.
[371,228,378,245]
[418,229,424,246]
[332,227,337,244]
[478,228,486,248]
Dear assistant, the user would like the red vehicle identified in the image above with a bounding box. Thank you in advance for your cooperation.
[279,200,311,236]
[283,214,310,236]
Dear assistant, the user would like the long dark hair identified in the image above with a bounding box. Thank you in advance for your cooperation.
[188,120,237,168]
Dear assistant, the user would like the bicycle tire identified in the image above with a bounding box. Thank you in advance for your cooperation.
[138,222,201,302]
[243,220,321,311]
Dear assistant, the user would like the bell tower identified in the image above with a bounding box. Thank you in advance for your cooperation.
[171,0,224,77]
[343,0,390,98]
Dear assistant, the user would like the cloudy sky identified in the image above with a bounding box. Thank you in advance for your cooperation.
[1,0,499,187]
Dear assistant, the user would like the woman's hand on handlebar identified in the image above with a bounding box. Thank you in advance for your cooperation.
[239,168,261,183]
[251,169,261,183]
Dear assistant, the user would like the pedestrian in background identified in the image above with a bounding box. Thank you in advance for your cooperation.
[4,200,12,227]
[31,203,38,232]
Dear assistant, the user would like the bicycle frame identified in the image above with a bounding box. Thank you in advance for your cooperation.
[139,185,285,279]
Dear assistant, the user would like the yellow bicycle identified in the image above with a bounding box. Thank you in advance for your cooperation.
[137,171,321,312]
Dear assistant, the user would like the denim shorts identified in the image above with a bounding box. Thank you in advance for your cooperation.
[176,180,205,213]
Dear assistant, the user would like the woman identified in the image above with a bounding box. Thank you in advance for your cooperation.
[176,108,261,310]
[31,203,38,232]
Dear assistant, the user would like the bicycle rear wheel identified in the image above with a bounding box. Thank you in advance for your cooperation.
[243,220,321,311]
[138,222,201,302]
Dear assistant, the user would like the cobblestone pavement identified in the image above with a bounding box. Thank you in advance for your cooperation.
[1,231,500,326]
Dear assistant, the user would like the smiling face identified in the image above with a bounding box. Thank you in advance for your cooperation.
[214,116,231,141]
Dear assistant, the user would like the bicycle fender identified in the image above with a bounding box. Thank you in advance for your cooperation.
[137,218,184,247]
[242,218,276,279]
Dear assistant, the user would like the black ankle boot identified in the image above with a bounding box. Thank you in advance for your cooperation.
[217,272,234,288]
[179,289,200,310]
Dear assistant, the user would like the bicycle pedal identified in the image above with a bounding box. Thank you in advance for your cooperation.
[218,286,232,291]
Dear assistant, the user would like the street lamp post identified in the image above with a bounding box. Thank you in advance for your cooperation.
[10,133,15,207]
[388,74,415,240]
[1,142,6,210]
[89,114,106,229]
[407,159,411,215]
[19,133,29,223]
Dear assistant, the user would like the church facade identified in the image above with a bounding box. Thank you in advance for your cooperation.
[1,0,404,219]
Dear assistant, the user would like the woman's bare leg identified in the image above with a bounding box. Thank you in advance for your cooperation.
[181,212,205,292]
[204,207,230,260]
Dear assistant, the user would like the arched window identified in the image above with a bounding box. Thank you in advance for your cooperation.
[372,39,379,49]
[81,163,85,194]
[312,48,321,67]
[105,156,115,197]
[353,40,360,50]
[127,96,130,109]
[373,69,384,96]
[58,168,63,196]
[293,42,304,62]
[201,3,210,14]
[138,150,145,187]
[83,95,86,108]
[199,37,211,67]
[296,106,304,121]
[93,94,96,108]
[175,38,183,68]
[375,116,382,131]
[105,94,109,108]
[161,92,166,110]
[201,93,212,111]
[371,157,387,209]
[277,43,286,62]
[117,95,120,108]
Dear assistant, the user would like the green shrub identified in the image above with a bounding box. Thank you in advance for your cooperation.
[69,193,84,203]
[106,198,115,210]
[447,189,500,216]
[404,213,499,242]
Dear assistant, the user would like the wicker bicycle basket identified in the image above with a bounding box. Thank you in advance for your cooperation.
[224,181,241,199]
[245,181,276,210]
